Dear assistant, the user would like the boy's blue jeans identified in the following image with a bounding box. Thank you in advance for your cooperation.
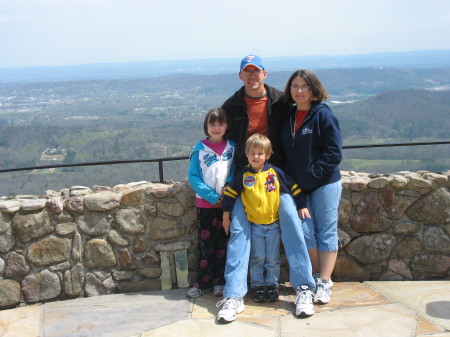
[223,193,316,299]
[250,222,281,288]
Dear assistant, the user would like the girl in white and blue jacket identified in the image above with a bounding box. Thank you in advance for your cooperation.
[187,107,236,298]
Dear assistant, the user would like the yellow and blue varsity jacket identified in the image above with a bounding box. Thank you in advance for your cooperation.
[222,163,306,225]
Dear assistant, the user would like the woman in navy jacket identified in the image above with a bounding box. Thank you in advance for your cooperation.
[280,69,342,305]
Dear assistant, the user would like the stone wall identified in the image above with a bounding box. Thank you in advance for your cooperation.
[0,170,449,310]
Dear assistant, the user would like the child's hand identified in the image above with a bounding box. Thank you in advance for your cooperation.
[215,196,223,206]
[298,208,311,219]
[222,212,231,235]
[220,186,227,196]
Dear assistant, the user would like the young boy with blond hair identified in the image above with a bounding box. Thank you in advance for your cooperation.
[221,134,310,305]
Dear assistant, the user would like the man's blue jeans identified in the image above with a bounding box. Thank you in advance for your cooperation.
[223,193,316,299]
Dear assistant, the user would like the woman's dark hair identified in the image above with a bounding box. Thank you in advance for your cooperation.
[282,69,329,104]
[203,107,229,137]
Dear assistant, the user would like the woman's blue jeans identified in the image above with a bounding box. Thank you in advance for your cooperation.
[302,180,342,251]
[223,193,315,299]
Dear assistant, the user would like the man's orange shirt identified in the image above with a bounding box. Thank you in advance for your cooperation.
[245,95,269,138]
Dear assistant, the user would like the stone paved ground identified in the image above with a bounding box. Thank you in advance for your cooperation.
[0,281,449,337]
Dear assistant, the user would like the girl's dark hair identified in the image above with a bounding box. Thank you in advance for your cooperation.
[282,69,329,104]
[203,107,229,137]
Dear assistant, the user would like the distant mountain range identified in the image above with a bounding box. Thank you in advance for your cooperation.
[333,88,450,141]
[1,49,450,84]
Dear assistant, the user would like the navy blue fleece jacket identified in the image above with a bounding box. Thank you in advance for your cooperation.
[280,102,342,193]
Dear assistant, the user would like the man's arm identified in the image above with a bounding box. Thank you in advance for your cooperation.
[269,99,290,168]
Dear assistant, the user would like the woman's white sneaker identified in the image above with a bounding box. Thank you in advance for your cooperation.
[216,298,244,322]
[313,272,333,287]
[314,278,331,304]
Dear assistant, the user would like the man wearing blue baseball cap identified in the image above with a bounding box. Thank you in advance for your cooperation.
[217,55,317,322]
[222,54,284,170]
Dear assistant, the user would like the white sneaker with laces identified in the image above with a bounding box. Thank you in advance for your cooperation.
[216,298,244,322]
[313,272,333,287]
[213,285,224,297]
[186,286,210,298]
[295,285,315,317]
[314,278,331,304]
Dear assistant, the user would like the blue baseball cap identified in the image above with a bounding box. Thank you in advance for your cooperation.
[240,54,264,71]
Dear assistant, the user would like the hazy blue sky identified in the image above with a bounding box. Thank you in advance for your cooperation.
[1,0,450,68]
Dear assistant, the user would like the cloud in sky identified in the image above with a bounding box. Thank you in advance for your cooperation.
[1,0,450,68]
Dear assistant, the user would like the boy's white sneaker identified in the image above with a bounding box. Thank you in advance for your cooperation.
[216,298,244,322]
[295,285,315,317]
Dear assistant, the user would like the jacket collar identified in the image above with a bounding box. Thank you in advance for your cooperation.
[289,101,322,116]
[244,162,271,174]
[229,84,279,106]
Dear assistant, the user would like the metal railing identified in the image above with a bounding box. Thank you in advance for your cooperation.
[0,156,189,183]
[341,140,450,149]
[1,141,449,182]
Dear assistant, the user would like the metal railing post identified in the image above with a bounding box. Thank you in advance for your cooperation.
[159,160,164,183]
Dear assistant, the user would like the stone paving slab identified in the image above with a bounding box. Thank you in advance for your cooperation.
[192,282,393,320]
[285,281,393,313]
[1,282,449,337]
[367,281,450,330]
[279,304,417,337]
[192,289,291,319]
[139,318,277,337]
[416,316,447,334]
[0,305,41,337]
[43,289,190,337]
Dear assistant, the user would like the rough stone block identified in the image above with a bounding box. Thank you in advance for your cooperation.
[0,279,21,309]
[84,191,122,211]
[148,217,182,240]
[27,236,71,267]
[22,269,61,303]
[0,200,22,213]
[117,279,161,293]
[12,210,53,243]
[346,234,396,264]
[20,199,46,212]
[64,263,85,298]
[160,252,172,290]
[157,200,185,217]
[116,209,145,235]
[175,250,189,288]
[83,239,116,268]
[76,212,112,236]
